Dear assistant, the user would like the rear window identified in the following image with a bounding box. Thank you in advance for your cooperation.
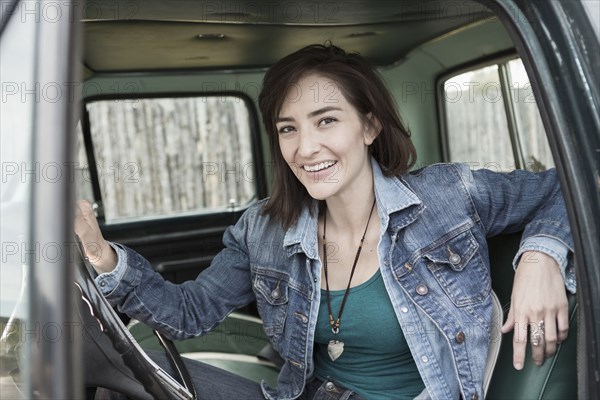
[76,95,257,222]
[440,57,554,172]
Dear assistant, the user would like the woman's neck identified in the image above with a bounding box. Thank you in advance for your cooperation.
[324,185,376,237]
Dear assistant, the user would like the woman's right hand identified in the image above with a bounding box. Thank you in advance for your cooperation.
[74,200,117,274]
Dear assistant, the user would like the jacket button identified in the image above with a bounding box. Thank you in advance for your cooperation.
[296,313,308,323]
[416,284,428,295]
[100,281,106,287]
[404,262,412,271]
[421,355,429,363]
[455,331,465,343]
[449,254,461,264]
[400,306,409,313]
[325,382,336,391]
[271,288,281,300]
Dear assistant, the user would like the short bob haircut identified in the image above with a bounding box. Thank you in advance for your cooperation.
[259,43,417,229]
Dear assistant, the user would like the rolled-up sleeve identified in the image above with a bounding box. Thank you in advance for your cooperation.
[460,165,576,293]
[513,236,576,293]
[89,204,259,341]
[95,242,128,296]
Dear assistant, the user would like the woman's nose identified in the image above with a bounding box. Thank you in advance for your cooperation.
[297,129,320,158]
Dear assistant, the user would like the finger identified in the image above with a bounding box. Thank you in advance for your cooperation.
[501,306,515,333]
[74,211,90,241]
[74,201,104,258]
[75,199,92,215]
[78,200,97,224]
[512,318,528,370]
[555,303,569,344]
[530,320,545,366]
[543,317,558,357]
[75,200,83,217]
[74,200,93,233]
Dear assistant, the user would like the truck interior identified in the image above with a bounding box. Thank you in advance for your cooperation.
[1,0,598,399]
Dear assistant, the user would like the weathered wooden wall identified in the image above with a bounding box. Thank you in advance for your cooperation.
[80,97,254,221]
[444,67,553,172]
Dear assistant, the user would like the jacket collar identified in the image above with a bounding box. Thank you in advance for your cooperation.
[371,158,424,233]
[283,201,320,259]
[283,157,423,258]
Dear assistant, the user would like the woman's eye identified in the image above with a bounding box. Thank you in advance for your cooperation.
[318,117,337,126]
[278,125,295,134]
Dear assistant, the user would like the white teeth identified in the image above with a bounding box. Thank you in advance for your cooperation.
[303,161,335,172]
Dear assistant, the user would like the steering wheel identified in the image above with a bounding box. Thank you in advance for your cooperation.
[74,236,197,400]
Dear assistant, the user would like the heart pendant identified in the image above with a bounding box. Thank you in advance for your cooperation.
[327,339,344,361]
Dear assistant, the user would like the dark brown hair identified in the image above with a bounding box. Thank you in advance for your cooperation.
[258,43,416,229]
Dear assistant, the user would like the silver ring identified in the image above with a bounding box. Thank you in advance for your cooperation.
[530,320,545,346]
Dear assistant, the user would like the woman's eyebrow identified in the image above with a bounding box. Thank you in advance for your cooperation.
[276,106,342,123]
[275,116,295,123]
[307,106,342,118]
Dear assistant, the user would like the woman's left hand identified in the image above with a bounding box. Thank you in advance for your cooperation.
[501,251,569,370]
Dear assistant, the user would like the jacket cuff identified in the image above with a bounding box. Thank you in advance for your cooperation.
[94,242,128,296]
[512,236,576,294]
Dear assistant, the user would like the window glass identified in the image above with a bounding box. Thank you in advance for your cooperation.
[84,96,256,222]
[0,7,37,396]
[443,58,554,172]
[443,65,515,170]
[507,59,554,171]
[74,122,94,202]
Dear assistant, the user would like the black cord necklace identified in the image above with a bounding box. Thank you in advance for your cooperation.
[322,198,377,361]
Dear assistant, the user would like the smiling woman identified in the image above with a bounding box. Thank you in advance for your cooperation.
[73,43,576,400]
[275,74,379,203]
[260,44,416,229]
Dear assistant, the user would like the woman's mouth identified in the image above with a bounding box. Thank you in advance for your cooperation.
[303,161,337,172]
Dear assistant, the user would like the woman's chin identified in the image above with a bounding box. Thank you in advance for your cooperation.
[303,184,338,201]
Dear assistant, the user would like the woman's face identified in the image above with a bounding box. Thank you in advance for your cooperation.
[276,73,379,202]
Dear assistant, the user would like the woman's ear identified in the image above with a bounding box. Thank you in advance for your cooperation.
[363,113,382,145]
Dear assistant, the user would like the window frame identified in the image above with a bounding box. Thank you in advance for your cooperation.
[80,90,267,224]
[495,3,599,396]
[5,0,83,397]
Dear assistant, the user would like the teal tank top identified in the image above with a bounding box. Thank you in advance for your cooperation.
[314,269,425,399]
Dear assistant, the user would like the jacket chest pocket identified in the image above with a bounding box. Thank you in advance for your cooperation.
[423,229,490,307]
[253,270,289,338]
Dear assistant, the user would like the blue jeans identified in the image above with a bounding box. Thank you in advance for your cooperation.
[300,376,363,400]
[96,350,362,400]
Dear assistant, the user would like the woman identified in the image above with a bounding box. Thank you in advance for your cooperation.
[76,44,575,400]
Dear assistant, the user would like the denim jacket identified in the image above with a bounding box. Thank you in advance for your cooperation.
[98,159,575,400]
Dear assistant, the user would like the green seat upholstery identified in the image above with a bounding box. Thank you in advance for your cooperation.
[486,233,577,399]
[131,313,271,356]
[130,312,280,386]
